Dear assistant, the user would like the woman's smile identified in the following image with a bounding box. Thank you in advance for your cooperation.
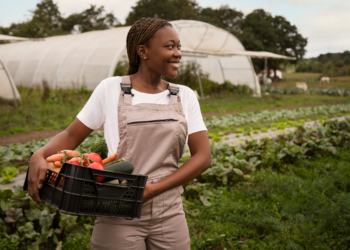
[168,61,180,69]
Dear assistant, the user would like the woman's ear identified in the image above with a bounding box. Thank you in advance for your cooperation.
[137,45,148,59]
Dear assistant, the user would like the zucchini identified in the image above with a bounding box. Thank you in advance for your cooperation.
[101,161,134,183]
[105,179,119,185]
[103,158,126,168]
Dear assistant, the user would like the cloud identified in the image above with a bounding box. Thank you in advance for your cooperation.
[57,0,139,22]
[269,0,341,5]
[296,1,350,57]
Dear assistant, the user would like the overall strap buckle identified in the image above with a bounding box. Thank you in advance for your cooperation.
[121,83,134,97]
[168,83,179,96]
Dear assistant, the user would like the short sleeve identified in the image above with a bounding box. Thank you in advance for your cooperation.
[76,80,106,130]
[187,89,207,135]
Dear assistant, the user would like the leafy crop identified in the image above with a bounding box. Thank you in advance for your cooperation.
[205,103,350,129]
[185,118,350,204]
[0,186,94,250]
[261,86,350,96]
[1,119,350,249]
[76,131,108,159]
[0,167,19,184]
[187,149,350,249]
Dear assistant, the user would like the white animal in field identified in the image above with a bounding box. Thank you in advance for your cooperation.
[319,77,330,84]
[296,82,308,91]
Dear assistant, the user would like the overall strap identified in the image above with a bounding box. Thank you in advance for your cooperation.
[168,83,179,104]
[121,76,133,105]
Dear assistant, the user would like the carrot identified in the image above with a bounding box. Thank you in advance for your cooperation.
[54,161,63,167]
[46,153,65,162]
[102,152,118,165]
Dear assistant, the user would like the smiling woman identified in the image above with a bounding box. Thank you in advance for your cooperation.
[27,18,211,250]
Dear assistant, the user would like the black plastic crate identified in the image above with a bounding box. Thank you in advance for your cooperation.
[23,162,147,219]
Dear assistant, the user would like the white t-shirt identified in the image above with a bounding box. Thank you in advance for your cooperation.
[77,76,207,156]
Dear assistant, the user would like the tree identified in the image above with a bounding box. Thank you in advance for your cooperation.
[2,0,64,38]
[125,0,199,25]
[296,51,350,77]
[237,9,308,74]
[61,5,120,33]
[0,1,119,38]
[198,5,243,33]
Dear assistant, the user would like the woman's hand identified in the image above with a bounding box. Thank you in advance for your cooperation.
[28,152,47,203]
[27,119,93,203]
[142,183,159,204]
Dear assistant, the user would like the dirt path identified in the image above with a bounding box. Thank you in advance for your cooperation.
[0,130,64,146]
[0,102,345,146]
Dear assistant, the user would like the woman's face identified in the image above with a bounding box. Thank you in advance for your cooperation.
[142,26,182,78]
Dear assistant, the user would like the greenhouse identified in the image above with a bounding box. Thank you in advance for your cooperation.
[0,59,21,105]
[0,20,280,95]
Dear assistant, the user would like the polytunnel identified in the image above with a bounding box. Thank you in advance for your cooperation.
[0,20,260,94]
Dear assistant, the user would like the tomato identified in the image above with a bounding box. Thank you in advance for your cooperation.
[83,153,103,166]
[68,157,82,165]
[88,162,105,183]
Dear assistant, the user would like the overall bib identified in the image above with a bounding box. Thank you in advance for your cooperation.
[91,76,191,250]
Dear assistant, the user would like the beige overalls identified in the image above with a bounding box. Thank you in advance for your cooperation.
[91,76,191,250]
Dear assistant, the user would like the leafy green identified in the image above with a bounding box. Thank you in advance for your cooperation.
[205,103,350,129]
[75,131,108,159]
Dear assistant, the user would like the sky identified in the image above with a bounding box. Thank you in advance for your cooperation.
[0,0,349,58]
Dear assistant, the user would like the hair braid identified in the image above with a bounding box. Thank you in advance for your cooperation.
[126,18,172,75]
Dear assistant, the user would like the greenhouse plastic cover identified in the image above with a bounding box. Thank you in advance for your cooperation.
[0,34,29,41]
[0,59,21,104]
[0,20,261,94]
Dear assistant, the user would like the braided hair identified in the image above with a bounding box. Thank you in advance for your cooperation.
[126,18,173,75]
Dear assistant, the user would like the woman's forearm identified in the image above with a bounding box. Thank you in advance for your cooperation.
[34,131,77,158]
[33,119,93,158]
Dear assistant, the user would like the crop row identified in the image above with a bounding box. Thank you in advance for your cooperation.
[261,86,350,96]
[1,119,350,249]
[204,103,350,129]
[184,118,350,207]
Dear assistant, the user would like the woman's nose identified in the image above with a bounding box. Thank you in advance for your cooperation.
[174,48,182,59]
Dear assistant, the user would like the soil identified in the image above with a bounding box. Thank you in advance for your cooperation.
[0,130,64,146]
[0,102,344,146]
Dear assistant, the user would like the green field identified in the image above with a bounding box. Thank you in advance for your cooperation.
[187,149,350,249]
[0,87,91,136]
[271,72,350,89]
[2,118,350,249]
[1,73,350,136]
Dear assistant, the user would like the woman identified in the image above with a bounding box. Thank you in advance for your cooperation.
[28,18,211,249]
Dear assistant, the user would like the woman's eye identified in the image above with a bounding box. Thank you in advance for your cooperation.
[167,45,181,50]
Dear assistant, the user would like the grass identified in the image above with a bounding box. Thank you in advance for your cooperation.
[1,72,350,136]
[0,86,91,136]
[186,148,350,249]
[270,72,350,90]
